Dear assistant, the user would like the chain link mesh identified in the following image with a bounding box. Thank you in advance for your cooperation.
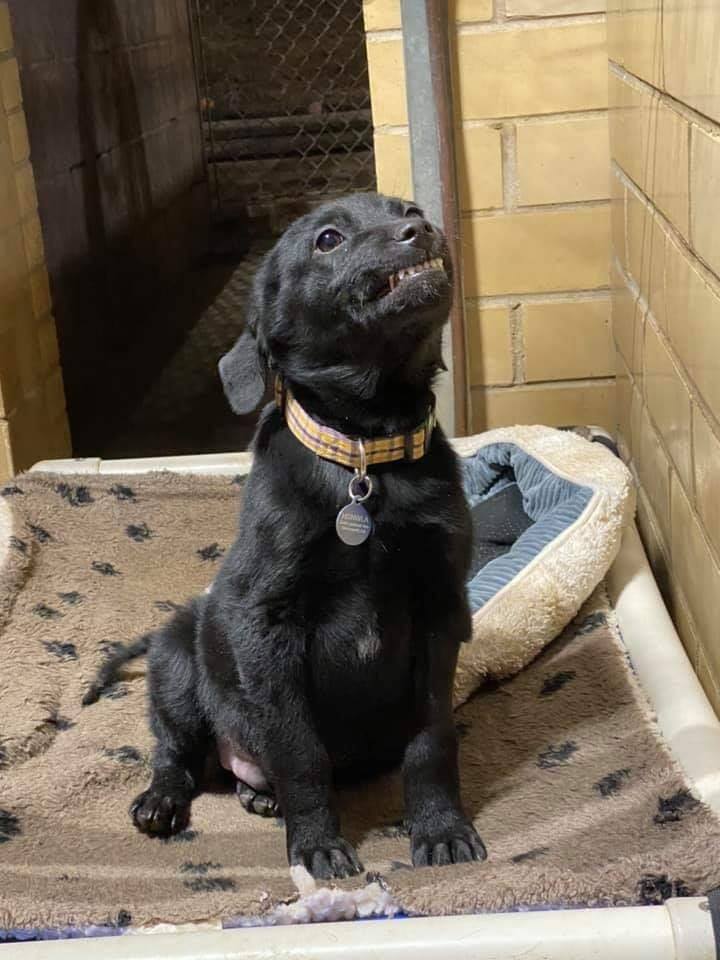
[193,0,376,227]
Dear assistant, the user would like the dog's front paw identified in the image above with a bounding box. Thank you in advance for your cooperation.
[410,814,487,867]
[289,833,363,880]
[130,789,191,838]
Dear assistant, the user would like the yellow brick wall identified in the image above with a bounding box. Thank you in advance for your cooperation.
[363,0,612,433]
[0,2,69,479]
[610,0,720,714]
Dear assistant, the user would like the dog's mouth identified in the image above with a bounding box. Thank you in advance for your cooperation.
[373,256,446,300]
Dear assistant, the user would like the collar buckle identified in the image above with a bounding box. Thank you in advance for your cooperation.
[356,438,368,477]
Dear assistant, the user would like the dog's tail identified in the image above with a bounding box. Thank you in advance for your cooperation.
[82,598,205,706]
[81,634,153,706]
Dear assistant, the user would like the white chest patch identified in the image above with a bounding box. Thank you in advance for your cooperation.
[357,626,381,661]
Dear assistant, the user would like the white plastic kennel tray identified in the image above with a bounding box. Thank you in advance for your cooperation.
[4,449,720,959]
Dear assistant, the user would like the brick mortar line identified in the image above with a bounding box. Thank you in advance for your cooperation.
[633,487,679,617]
[636,488,720,685]
[614,254,720,514]
[35,124,200,183]
[461,205,506,215]
[501,123,518,211]
[458,12,605,34]
[475,376,615,392]
[373,124,410,135]
[509,301,525,384]
[609,61,720,136]
[664,462,720,609]
[366,9,604,38]
[637,308,698,503]
[687,119,694,253]
[636,484,669,564]
[501,8,606,21]
[365,29,403,42]
[463,109,609,127]
[614,409,681,588]
[462,198,610,218]
[374,110,609,134]
[89,112,195,156]
[613,161,720,296]
[466,288,611,307]
[21,33,194,65]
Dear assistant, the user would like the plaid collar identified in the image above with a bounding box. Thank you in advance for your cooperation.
[274,377,436,470]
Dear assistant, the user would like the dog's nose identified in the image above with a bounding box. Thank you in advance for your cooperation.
[394,218,435,243]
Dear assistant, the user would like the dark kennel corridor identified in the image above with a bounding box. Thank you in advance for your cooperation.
[9,0,375,459]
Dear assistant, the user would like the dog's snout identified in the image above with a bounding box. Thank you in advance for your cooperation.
[394,218,435,244]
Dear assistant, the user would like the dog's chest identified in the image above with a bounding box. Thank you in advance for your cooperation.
[306,516,425,687]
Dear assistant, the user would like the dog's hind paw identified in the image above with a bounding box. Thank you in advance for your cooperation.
[130,789,191,838]
[236,780,281,818]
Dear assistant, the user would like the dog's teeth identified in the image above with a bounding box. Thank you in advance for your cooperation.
[386,258,444,294]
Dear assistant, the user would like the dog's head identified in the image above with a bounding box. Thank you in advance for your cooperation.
[219,192,452,414]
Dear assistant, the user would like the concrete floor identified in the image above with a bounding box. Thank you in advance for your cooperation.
[102,239,270,459]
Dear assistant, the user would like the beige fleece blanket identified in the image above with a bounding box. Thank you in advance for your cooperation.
[1,471,720,935]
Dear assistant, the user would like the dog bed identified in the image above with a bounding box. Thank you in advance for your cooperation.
[454,426,636,705]
[1,450,720,940]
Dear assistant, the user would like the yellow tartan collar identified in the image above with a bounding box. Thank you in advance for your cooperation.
[274,378,436,470]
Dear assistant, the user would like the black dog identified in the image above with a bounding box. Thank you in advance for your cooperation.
[86,192,486,879]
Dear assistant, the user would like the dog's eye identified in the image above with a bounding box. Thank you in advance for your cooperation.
[405,206,424,218]
[315,228,345,253]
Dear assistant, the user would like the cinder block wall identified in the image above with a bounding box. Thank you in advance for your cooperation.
[8,0,208,455]
[0,2,69,479]
[610,0,720,713]
[363,0,613,432]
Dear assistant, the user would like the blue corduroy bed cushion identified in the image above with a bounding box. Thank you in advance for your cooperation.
[463,442,594,613]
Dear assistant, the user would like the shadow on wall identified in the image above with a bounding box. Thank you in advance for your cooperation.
[11,0,235,456]
[69,0,230,455]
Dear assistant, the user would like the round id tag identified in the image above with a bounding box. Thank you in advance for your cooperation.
[336,500,372,545]
[336,471,373,546]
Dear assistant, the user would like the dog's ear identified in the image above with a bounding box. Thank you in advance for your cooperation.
[219,252,277,414]
[218,328,268,415]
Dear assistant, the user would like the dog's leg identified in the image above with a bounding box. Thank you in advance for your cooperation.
[263,697,363,879]
[232,618,363,879]
[403,591,487,867]
[130,607,209,838]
